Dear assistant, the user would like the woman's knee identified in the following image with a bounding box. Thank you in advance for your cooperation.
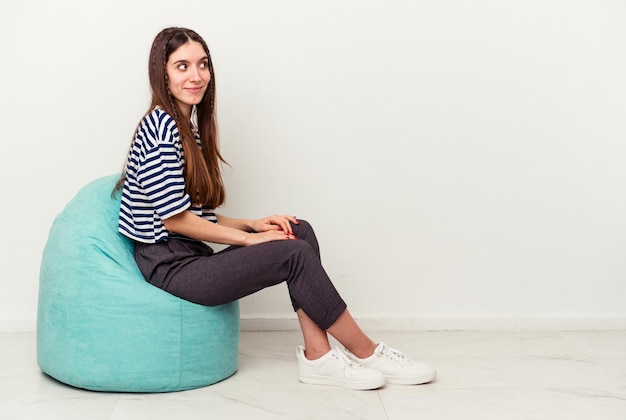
[275,240,320,275]
[292,219,320,258]
[287,237,316,256]
[293,219,313,234]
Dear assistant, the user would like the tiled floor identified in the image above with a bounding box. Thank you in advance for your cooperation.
[2,330,626,419]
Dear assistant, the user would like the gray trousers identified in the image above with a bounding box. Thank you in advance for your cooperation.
[133,220,347,330]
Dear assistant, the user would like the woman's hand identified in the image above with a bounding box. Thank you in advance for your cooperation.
[251,215,299,235]
[244,228,297,246]
[245,215,298,245]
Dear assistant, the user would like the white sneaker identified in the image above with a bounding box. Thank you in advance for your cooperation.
[345,343,436,385]
[296,346,386,390]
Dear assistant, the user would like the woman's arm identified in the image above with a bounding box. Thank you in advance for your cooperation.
[163,211,295,246]
[215,214,254,232]
[217,213,298,236]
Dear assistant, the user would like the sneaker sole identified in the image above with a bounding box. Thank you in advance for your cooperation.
[386,370,437,385]
[298,374,386,390]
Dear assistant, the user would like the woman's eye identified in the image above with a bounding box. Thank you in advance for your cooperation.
[200,61,208,68]
[177,64,187,70]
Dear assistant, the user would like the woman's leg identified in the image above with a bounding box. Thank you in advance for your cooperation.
[326,310,377,358]
[296,309,331,360]
[297,308,377,360]
[134,221,346,330]
[138,220,376,360]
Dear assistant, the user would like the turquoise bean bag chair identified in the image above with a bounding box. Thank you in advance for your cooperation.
[37,175,240,392]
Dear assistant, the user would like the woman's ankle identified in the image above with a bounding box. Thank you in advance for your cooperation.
[346,342,377,359]
[303,346,331,361]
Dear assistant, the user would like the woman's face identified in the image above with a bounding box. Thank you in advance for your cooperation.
[166,41,211,119]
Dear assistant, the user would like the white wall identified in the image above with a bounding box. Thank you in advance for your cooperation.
[1,0,625,331]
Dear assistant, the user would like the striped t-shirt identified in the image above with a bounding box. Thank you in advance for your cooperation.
[118,107,217,243]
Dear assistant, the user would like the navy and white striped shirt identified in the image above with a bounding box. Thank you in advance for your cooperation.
[118,107,217,243]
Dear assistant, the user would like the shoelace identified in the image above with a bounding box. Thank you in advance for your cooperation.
[331,347,362,367]
[377,343,410,364]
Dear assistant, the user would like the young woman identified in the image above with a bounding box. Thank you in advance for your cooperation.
[116,27,435,390]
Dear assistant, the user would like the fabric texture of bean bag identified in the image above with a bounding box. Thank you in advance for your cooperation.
[37,175,240,392]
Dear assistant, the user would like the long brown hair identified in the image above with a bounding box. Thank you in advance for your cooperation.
[115,27,226,208]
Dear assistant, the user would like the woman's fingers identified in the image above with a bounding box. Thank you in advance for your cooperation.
[247,229,296,246]
[253,215,298,235]
[269,215,297,235]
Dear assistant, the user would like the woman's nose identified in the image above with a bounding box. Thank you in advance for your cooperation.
[189,66,201,81]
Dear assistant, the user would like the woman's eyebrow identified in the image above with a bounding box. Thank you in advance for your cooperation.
[172,56,208,64]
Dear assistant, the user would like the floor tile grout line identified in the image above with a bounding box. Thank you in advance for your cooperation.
[106,394,121,420]
[376,389,391,420]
